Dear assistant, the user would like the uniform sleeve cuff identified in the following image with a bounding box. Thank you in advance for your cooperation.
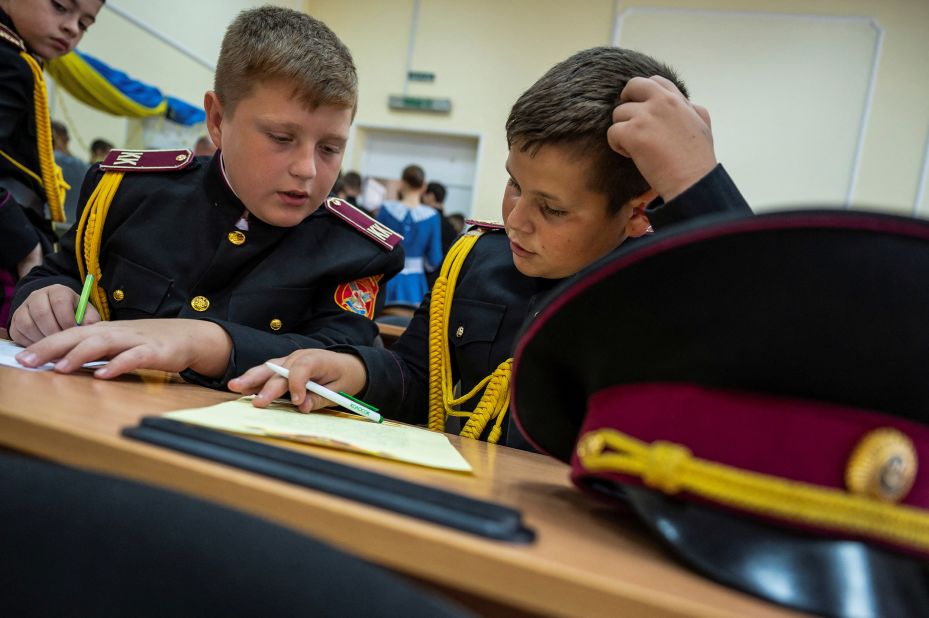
[644,164,752,229]
[329,344,407,415]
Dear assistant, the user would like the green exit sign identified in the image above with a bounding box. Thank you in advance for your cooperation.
[407,71,435,83]
[388,95,452,114]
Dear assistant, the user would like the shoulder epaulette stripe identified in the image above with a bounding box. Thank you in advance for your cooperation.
[0,23,25,52]
[465,218,505,231]
[325,197,403,251]
[100,148,194,173]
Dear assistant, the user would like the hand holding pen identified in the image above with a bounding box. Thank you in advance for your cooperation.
[229,350,373,417]
[9,279,102,346]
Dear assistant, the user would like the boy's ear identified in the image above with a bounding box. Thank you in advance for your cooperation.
[624,188,658,238]
[203,91,224,150]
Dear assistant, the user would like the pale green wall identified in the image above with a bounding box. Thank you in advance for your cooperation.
[54,0,929,219]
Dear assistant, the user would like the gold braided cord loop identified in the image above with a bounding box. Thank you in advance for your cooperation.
[457,358,512,444]
[18,51,68,222]
[578,429,929,553]
[75,172,124,321]
[426,231,513,444]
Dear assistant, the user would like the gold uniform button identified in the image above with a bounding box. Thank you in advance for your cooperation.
[176,153,188,162]
[269,318,282,331]
[190,295,210,312]
[455,326,465,338]
[112,289,125,302]
[228,231,246,246]
[845,428,918,502]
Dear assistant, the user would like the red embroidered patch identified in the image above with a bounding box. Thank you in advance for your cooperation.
[334,275,381,319]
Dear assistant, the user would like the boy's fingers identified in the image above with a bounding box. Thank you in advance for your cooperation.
[611,100,643,124]
[51,331,114,372]
[93,346,147,379]
[693,104,712,129]
[649,74,681,94]
[28,294,60,339]
[81,304,102,325]
[296,391,333,414]
[10,314,42,347]
[49,290,78,331]
[606,123,632,158]
[284,362,314,407]
[229,364,275,394]
[618,76,656,104]
[253,376,290,408]
[17,328,75,366]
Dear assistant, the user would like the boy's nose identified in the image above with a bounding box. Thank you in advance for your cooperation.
[289,153,317,180]
[61,17,80,38]
[506,196,534,234]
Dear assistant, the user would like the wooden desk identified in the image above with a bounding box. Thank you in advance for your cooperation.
[0,366,799,617]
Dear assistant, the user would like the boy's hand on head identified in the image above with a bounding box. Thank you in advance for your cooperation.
[15,319,232,379]
[609,75,717,202]
[9,284,101,346]
[229,350,368,414]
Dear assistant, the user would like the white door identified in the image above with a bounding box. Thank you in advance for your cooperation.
[356,127,479,218]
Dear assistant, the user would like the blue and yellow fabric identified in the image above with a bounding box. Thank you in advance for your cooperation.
[47,50,166,118]
[47,50,205,126]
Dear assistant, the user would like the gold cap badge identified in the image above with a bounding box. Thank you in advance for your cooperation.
[846,428,917,502]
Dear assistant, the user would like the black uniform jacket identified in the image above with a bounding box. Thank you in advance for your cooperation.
[351,164,753,450]
[0,10,47,268]
[0,9,43,203]
[13,153,404,387]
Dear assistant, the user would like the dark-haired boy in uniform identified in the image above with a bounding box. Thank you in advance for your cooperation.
[11,6,403,388]
[231,47,752,448]
[0,0,103,333]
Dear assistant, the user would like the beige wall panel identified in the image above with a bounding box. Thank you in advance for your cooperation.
[616,8,879,211]
[614,0,929,216]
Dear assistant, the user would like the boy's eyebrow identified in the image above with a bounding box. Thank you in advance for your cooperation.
[504,164,563,203]
[258,119,348,143]
[71,0,97,23]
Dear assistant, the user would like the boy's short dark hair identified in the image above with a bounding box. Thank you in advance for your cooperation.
[425,181,446,204]
[50,120,68,138]
[506,47,687,216]
[90,139,113,154]
[342,171,362,192]
[214,6,357,116]
[401,165,425,190]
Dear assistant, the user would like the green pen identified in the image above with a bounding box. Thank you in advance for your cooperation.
[74,274,94,325]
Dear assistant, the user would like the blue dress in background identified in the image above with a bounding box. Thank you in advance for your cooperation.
[376,201,443,306]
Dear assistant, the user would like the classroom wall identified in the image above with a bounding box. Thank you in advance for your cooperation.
[305,0,929,219]
[55,1,929,219]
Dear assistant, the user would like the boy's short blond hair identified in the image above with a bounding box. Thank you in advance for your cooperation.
[214,6,357,115]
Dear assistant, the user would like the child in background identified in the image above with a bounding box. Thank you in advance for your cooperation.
[12,6,403,388]
[0,0,104,334]
[88,138,113,163]
[376,164,443,306]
